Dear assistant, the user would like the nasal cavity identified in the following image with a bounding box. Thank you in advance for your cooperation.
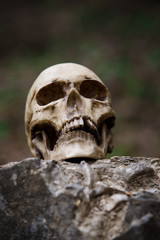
[67,88,83,111]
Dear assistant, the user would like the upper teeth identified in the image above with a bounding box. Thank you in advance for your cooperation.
[59,117,95,136]
[66,118,83,132]
[86,118,97,132]
[79,117,84,126]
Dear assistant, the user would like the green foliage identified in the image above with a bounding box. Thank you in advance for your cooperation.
[0,120,10,139]
[0,88,25,111]
[147,46,160,70]
[109,144,136,158]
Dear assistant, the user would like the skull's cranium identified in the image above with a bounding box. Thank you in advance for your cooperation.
[25,63,115,161]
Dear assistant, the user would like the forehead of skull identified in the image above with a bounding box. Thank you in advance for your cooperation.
[31,63,103,92]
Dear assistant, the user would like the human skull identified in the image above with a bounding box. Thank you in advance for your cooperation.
[25,63,115,161]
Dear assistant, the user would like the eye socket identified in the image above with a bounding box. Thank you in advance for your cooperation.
[80,80,108,101]
[36,82,65,106]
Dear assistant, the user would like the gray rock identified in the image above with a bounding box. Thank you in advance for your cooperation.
[0,156,160,240]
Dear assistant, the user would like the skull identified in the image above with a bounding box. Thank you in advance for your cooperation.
[25,63,115,161]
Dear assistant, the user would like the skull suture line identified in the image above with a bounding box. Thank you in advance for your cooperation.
[25,63,115,161]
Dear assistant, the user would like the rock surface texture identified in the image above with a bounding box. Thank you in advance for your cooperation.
[0,156,160,240]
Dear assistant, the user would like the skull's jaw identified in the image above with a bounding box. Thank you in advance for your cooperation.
[48,127,108,161]
[31,117,113,161]
[50,139,102,161]
[32,123,111,161]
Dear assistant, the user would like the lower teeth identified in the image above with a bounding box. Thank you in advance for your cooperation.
[54,130,95,149]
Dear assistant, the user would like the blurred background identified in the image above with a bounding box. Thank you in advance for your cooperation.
[0,0,159,164]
